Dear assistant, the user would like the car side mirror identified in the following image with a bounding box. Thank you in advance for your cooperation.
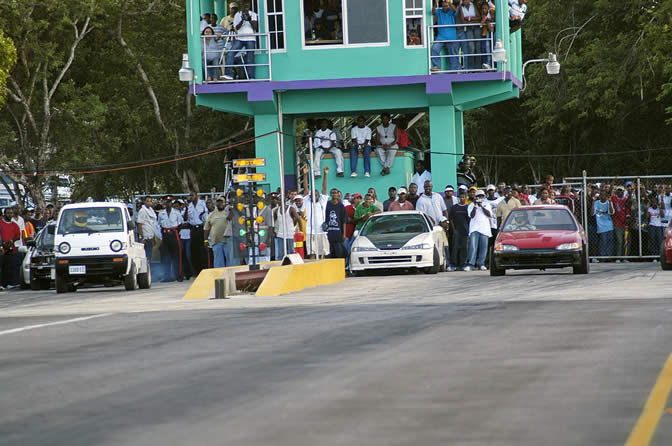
[47,225,55,235]
[25,239,36,247]
[127,220,135,231]
[353,230,359,238]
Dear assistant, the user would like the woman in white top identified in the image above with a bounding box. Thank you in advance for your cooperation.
[273,204,299,260]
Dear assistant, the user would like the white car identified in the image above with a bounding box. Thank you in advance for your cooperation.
[21,223,56,290]
[350,211,448,275]
[54,202,150,293]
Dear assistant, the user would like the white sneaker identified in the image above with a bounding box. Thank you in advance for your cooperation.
[220,74,233,80]
[482,63,492,70]
[479,266,487,271]
[463,266,472,272]
[350,172,358,177]
[364,172,370,177]
[591,258,600,263]
[314,173,321,178]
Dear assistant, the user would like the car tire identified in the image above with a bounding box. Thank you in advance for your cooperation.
[660,243,672,270]
[424,249,440,274]
[39,278,51,290]
[489,249,505,276]
[351,270,365,277]
[55,274,69,294]
[124,264,137,291]
[573,245,590,274]
[138,265,152,289]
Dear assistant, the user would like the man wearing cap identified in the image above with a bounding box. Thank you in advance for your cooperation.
[158,197,185,282]
[389,187,415,212]
[485,184,503,260]
[383,186,397,212]
[186,191,209,276]
[411,161,432,191]
[301,165,330,259]
[465,189,492,271]
[136,196,157,264]
[467,186,478,204]
[221,2,238,31]
[204,195,232,268]
[444,186,458,212]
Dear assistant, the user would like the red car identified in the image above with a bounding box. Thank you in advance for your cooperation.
[661,220,672,270]
[490,205,589,276]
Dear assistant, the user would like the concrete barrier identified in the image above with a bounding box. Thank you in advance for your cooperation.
[255,259,345,297]
[183,261,280,300]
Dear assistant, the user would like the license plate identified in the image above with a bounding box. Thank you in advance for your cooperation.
[69,265,86,275]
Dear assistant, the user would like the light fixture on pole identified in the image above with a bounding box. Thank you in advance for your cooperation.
[492,40,507,63]
[521,52,561,91]
[178,53,195,82]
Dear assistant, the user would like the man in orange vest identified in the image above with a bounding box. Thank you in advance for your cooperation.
[21,209,35,242]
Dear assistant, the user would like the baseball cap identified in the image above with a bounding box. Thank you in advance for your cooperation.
[625,181,633,187]
[229,2,239,7]
[475,189,486,197]
[352,193,363,199]
[468,186,478,191]
[398,187,408,195]
[458,185,468,191]
[615,185,625,191]
[444,185,454,192]
[486,184,496,191]
[163,195,174,201]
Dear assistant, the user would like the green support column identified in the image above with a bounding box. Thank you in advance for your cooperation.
[282,117,296,175]
[200,0,214,14]
[214,0,225,20]
[254,114,281,189]
[187,0,203,84]
[429,104,461,189]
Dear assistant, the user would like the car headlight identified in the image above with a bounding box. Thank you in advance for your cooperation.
[58,242,71,254]
[110,240,123,252]
[494,243,518,252]
[556,242,581,250]
[402,243,431,250]
[352,246,378,252]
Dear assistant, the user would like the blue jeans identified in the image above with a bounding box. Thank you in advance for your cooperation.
[212,241,229,268]
[481,32,492,67]
[344,236,354,268]
[458,27,479,70]
[467,232,489,268]
[225,40,255,79]
[648,226,664,256]
[350,144,371,174]
[598,230,614,257]
[274,238,294,260]
[143,239,153,263]
[181,238,193,278]
[431,41,460,71]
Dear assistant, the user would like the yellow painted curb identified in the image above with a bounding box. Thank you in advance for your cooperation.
[183,261,280,300]
[255,259,345,297]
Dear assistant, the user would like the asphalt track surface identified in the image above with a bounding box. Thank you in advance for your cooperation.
[1,263,671,446]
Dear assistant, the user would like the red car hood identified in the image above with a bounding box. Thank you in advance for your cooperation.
[497,230,582,249]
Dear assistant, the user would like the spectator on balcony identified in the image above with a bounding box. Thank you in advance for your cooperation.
[508,0,527,33]
[350,116,372,178]
[223,1,258,81]
[396,119,424,161]
[221,2,238,31]
[200,13,211,32]
[411,161,432,191]
[375,113,399,176]
[332,20,343,40]
[313,119,344,178]
[389,187,415,212]
[408,29,421,46]
[383,187,397,212]
[327,120,344,155]
[202,26,220,82]
[458,0,480,71]
[431,0,459,72]
[479,2,494,69]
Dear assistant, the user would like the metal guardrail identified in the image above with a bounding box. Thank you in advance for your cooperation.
[201,32,272,83]
[427,23,496,74]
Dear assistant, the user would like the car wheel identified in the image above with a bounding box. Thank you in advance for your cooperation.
[138,265,152,289]
[39,278,51,290]
[124,264,137,291]
[424,249,440,274]
[660,243,672,270]
[55,274,69,294]
[489,249,505,276]
[573,245,590,274]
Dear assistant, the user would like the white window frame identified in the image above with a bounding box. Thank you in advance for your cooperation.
[299,0,390,50]
[403,0,427,49]
[264,0,286,53]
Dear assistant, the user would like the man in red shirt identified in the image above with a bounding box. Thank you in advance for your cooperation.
[344,193,362,269]
[0,208,22,289]
[610,185,630,257]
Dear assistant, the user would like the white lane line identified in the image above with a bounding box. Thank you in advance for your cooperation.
[0,313,114,336]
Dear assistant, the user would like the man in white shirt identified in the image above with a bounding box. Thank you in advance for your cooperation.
[375,113,399,176]
[416,181,448,226]
[158,197,185,282]
[200,13,211,32]
[136,196,158,263]
[301,165,330,258]
[223,1,258,80]
[350,116,372,177]
[465,189,492,271]
[186,191,209,276]
[313,119,344,177]
[411,160,432,190]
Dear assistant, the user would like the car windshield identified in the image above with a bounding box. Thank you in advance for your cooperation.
[58,207,124,235]
[502,209,577,232]
[39,228,55,249]
[361,214,428,236]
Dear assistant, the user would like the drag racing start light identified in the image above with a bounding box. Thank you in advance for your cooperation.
[234,173,266,183]
[259,243,266,251]
[233,158,266,168]
[239,243,246,251]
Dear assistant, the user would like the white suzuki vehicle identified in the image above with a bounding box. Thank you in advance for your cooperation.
[54,202,150,293]
[349,211,448,275]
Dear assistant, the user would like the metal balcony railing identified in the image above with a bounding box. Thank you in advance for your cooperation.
[427,23,496,74]
[201,32,272,83]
